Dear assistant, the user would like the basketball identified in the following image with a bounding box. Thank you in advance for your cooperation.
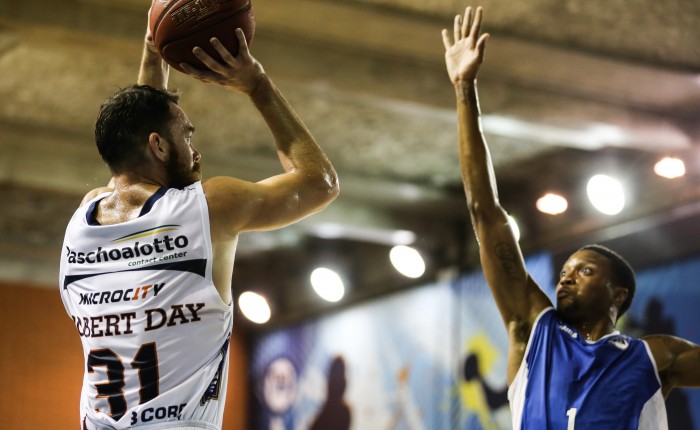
[150,0,255,72]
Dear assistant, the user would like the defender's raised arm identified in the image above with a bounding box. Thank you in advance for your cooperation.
[443,7,550,382]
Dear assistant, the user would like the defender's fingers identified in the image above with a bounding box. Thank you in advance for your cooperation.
[453,14,462,42]
[476,33,490,61]
[462,6,472,39]
[441,29,453,50]
[470,7,484,41]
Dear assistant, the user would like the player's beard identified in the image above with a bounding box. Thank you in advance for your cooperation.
[165,143,201,189]
[556,297,582,323]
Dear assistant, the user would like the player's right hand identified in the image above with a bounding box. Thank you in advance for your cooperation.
[181,28,265,95]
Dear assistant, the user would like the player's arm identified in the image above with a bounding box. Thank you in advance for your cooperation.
[182,30,339,234]
[137,7,169,88]
[644,334,700,398]
[84,11,166,207]
[442,8,551,328]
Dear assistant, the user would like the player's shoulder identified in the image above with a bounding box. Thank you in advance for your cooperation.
[79,187,113,207]
[642,334,689,354]
[642,333,675,347]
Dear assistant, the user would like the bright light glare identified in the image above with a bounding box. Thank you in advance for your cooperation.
[587,174,625,215]
[508,215,521,242]
[238,291,271,324]
[391,230,417,246]
[389,245,425,278]
[654,157,685,179]
[310,268,345,302]
[536,193,568,215]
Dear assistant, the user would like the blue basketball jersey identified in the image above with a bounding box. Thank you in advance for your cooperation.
[508,308,667,430]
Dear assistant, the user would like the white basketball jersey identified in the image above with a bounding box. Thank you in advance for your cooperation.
[60,182,233,430]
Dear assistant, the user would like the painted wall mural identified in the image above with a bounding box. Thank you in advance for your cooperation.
[250,253,700,429]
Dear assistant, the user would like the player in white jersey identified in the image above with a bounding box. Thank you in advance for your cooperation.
[441,6,700,428]
[60,10,339,430]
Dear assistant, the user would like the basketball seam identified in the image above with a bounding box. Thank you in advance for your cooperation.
[153,0,251,38]
[159,9,252,51]
[153,0,182,38]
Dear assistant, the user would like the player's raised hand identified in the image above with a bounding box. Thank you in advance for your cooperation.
[442,6,489,85]
[181,28,265,95]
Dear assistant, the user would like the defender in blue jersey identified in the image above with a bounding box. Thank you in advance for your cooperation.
[442,6,700,429]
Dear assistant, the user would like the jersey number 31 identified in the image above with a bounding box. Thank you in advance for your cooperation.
[87,342,159,421]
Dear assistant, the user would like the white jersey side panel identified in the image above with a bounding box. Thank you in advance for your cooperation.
[60,182,233,430]
[507,307,549,430]
[638,389,668,430]
[638,341,669,429]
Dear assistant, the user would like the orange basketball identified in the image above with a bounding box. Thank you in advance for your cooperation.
[150,0,255,72]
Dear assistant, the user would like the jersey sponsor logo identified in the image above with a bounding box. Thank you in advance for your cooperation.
[607,337,630,350]
[66,225,192,266]
[78,283,165,306]
[130,403,187,425]
[558,324,578,339]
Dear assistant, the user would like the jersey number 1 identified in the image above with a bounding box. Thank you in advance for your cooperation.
[87,342,160,421]
[566,407,577,430]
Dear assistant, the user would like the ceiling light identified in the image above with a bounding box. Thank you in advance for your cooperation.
[587,174,625,215]
[389,245,425,278]
[390,230,417,246]
[536,193,568,215]
[654,157,685,179]
[238,291,271,324]
[310,267,345,302]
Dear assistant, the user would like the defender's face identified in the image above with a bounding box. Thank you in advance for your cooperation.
[164,103,201,188]
[556,250,615,322]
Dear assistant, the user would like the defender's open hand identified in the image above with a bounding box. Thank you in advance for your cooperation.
[442,6,489,85]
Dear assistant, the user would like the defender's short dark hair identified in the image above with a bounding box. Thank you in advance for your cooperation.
[579,244,636,319]
[95,85,180,173]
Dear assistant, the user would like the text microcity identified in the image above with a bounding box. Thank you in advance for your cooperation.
[79,283,166,305]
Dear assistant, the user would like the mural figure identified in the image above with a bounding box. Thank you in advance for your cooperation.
[309,356,351,430]
[463,354,508,411]
[262,357,299,430]
[385,364,427,430]
[459,334,509,429]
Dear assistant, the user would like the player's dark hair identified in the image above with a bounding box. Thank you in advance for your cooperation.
[95,85,181,173]
[579,244,636,319]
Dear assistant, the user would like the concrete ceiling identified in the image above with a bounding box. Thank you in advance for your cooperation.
[1,0,700,327]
